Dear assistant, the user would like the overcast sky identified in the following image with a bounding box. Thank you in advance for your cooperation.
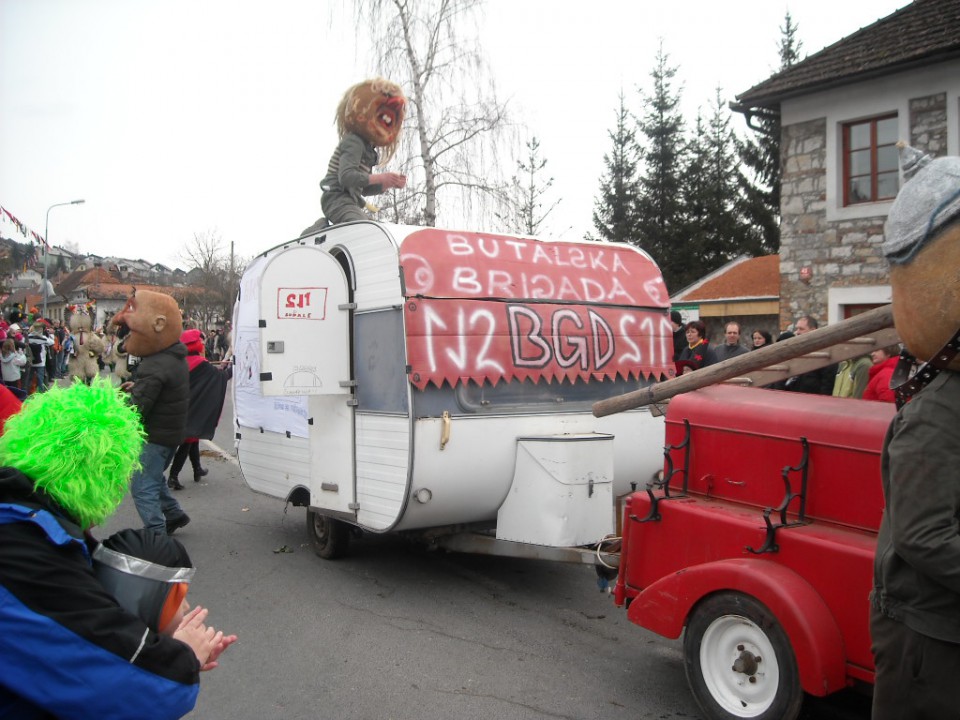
[0,0,910,270]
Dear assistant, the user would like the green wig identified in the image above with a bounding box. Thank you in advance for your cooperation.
[0,378,145,528]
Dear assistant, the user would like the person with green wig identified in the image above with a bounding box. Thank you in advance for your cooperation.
[0,380,235,720]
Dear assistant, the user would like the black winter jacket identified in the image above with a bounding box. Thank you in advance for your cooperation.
[781,364,837,395]
[184,360,232,440]
[129,342,189,447]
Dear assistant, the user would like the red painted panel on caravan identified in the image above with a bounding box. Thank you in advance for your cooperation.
[399,228,673,389]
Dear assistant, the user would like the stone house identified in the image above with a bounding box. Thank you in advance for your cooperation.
[733,0,960,329]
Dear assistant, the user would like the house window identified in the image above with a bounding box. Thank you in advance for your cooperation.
[842,115,899,205]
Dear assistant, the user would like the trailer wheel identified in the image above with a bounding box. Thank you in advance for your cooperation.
[306,509,350,559]
[683,592,802,720]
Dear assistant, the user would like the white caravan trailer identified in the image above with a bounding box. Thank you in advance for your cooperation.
[232,222,673,559]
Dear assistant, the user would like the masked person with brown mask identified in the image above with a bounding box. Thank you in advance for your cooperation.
[112,290,191,535]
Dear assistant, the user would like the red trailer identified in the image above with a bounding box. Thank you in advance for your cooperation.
[613,384,894,720]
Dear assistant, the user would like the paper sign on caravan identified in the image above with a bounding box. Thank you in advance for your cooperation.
[277,287,328,320]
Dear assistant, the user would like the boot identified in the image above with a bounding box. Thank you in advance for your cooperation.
[166,512,190,535]
[168,475,184,491]
[193,466,208,483]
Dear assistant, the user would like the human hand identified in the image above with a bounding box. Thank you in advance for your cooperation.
[119,381,134,392]
[173,606,224,667]
[201,632,238,671]
[387,172,406,189]
[176,606,237,671]
[372,172,406,190]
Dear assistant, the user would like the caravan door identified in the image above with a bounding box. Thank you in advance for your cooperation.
[257,245,355,516]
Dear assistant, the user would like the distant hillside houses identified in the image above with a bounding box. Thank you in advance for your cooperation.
[0,236,190,326]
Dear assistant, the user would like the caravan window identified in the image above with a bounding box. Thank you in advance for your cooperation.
[355,308,409,414]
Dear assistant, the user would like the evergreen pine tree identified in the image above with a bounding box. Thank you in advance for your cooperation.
[635,43,688,292]
[779,11,803,70]
[684,89,760,283]
[498,136,560,236]
[682,112,711,279]
[738,11,803,254]
[591,91,641,244]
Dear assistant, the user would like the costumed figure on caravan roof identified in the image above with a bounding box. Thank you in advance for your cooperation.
[302,77,407,235]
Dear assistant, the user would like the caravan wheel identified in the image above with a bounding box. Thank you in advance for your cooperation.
[306,509,350,559]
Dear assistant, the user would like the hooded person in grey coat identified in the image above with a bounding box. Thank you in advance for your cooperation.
[870,144,960,720]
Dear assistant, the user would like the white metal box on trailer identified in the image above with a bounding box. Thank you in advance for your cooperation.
[497,433,614,547]
[233,221,674,558]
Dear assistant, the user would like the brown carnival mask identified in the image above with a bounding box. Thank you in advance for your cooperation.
[337,78,405,161]
[889,222,960,369]
[111,290,182,358]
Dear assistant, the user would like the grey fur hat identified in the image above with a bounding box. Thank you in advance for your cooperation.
[883,142,960,264]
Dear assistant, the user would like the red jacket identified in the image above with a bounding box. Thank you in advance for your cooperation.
[863,356,899,403]
[0,385,21,434]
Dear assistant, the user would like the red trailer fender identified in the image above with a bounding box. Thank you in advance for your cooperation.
[625,557,848,696]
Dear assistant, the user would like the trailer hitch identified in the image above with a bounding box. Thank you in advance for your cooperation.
[746,437,810,555]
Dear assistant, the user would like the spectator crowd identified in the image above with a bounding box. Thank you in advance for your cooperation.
[671,311,900,403]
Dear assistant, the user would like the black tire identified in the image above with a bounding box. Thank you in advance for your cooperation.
[683,592,803,720]
[306,509,350,559]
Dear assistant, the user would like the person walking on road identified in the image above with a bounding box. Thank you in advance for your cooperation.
[112,290,191,536]
[168,329,232,491]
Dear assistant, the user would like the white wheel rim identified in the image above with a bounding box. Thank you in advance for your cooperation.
[699,613,781,718]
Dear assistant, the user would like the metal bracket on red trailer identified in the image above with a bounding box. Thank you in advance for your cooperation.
[746,437,811,555]
[631,419,691,524]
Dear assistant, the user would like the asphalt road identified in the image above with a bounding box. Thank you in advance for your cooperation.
[94,389,871,720]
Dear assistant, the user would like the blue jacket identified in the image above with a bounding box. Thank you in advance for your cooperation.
[0,469,199,720]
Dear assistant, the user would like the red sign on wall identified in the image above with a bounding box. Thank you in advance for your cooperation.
[276,287,327,320]
[400,229,672,390]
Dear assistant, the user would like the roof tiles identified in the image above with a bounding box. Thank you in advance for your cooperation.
[677,255,780,302]
[737,0,960,107]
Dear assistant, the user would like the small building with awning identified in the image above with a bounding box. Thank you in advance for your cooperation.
[671,254,781,343]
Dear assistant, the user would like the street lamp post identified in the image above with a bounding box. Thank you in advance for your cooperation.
[43,199,85,319]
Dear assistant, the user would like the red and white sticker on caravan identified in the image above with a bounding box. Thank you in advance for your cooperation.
[400,229,673,390]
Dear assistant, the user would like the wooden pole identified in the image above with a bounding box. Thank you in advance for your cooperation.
[592,304,895,417]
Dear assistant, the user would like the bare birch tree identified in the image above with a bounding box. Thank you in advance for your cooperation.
[179,229,240,328]
[350,0,512,227]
